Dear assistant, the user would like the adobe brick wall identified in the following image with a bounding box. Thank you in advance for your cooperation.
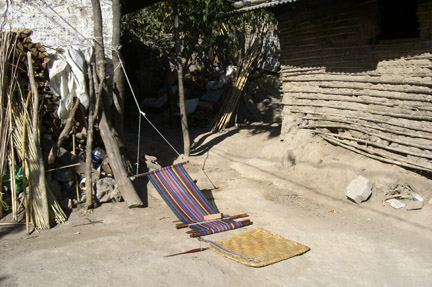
[276,0,432,172]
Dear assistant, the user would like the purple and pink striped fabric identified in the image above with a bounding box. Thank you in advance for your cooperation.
[146,164,246,236]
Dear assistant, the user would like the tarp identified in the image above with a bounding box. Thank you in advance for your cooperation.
[48,47,93,120]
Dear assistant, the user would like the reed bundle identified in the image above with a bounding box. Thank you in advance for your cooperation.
[0,31,66,229]
[0,31,17,218]
[211,37,262,131]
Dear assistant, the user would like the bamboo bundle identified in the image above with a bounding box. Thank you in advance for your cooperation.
[10,80,66,229]
[0,31,17,218]
[211,37,262,131]
[0,31,66,228]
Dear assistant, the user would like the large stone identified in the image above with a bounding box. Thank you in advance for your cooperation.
[386,198,406,209]
[346,176,373,203]
[406,200,423,211]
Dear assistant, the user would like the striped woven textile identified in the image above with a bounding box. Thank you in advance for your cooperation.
[146,163,249,236]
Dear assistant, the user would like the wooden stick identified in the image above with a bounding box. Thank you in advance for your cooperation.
[73,134,80,202]
[290,110,432,135]
[28,52,50,229]
[385,194,403,200]
[319,134,432,172]
[188,219,252,237]
[317,131,432,160]
[300,123,432,151]
[45,163,81,173]
[85,64,105,209]
[21,92,31,234]
[176,213,249,229]
[8,93,17,220]
[47,97,80,166]
[8,140,17,220]
[2,163,81,183]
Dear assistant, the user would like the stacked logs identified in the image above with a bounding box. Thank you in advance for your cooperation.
[10,30,87,152]
[4,30,60,136]
[14,29,51,72]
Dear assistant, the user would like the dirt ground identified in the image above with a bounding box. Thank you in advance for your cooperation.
[1,75,432,286]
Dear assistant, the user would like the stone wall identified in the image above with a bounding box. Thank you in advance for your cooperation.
[0,0,113,55]
[276,0,432,173]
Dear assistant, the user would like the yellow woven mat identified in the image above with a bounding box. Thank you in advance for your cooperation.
[208,228,310,267]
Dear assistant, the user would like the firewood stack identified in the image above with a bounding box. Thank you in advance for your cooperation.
[11,30,89,154]
[13,29,50,80]
[13,30,65,143]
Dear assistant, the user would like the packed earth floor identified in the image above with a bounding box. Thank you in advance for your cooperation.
[1,74,432,286]
[1,121,432,286]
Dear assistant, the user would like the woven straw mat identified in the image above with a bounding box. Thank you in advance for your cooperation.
[209,228,310,267]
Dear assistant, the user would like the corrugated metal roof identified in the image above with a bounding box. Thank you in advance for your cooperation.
[235,0,296,12]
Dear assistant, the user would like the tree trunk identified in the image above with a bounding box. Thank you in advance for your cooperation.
[112,0,125,144]
[173,1,190,156]
[91,0,144,207]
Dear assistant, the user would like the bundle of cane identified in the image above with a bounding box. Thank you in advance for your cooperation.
[0,32,19,219]
[10,89,67,230]
[211,37,262,131]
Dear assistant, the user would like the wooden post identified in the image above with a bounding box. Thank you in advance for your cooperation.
[173,1,190,156]
[91,0,144,207]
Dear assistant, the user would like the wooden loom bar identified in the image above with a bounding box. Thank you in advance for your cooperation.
[186,219,253,237]
[175,213,250,229]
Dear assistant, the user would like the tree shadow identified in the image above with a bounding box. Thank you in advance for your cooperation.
[191,122,281,157]
[240,122,282,138]
[191,128,239,156]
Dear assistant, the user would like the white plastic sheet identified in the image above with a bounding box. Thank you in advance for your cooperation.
[48,47,93,120]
